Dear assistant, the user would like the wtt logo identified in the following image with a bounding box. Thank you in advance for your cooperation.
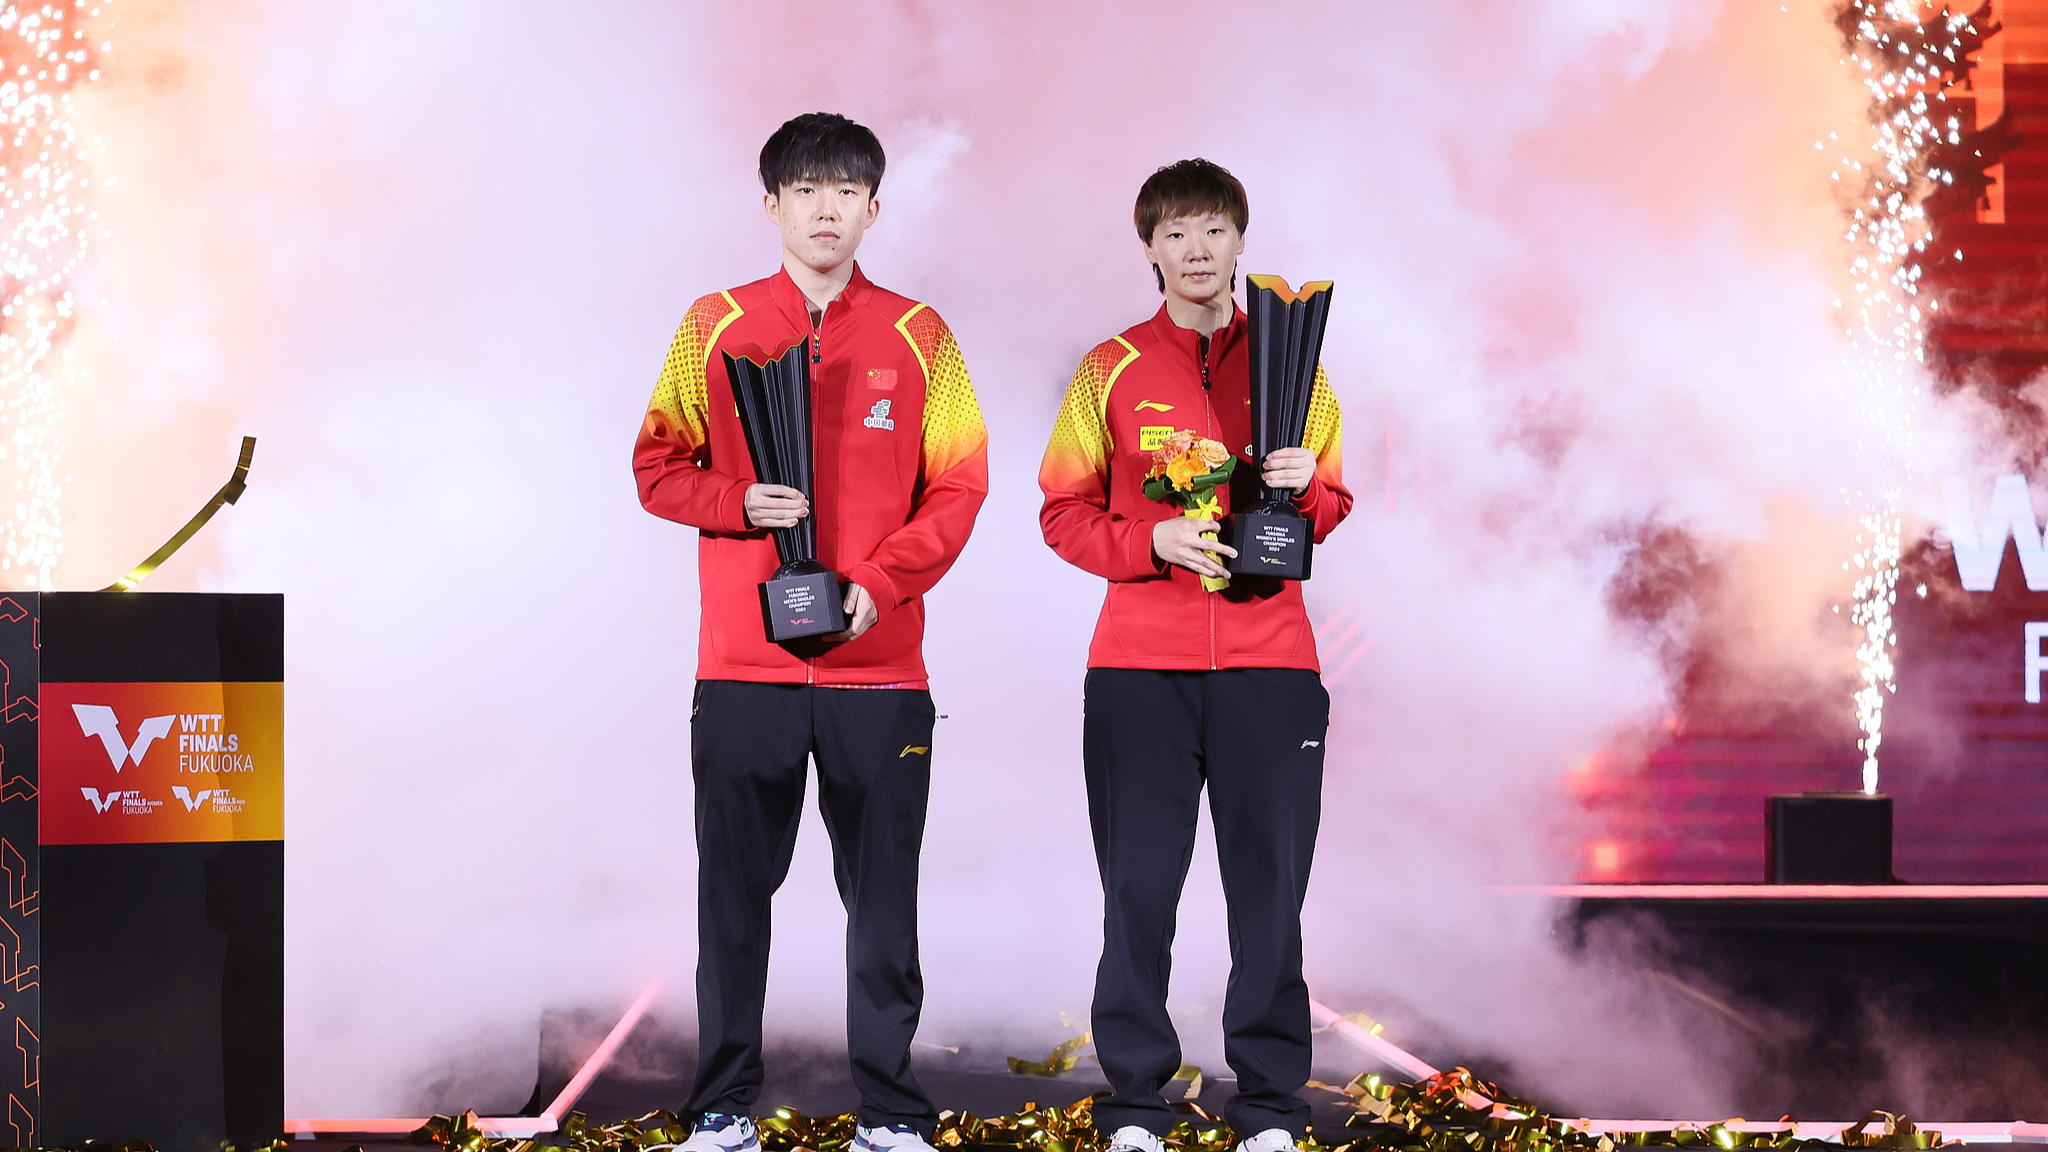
[171,786,212,812]
[79,787,136,814]
[70,705,174,772]
[1943,475,2048,703]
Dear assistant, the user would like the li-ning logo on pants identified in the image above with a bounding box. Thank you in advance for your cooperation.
[72,704,175,772]
[863,399,896,430]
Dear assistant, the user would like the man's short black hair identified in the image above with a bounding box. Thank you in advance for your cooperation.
[760,112,886,197]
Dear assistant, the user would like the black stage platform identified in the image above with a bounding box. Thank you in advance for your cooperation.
[287,885,2048,1146]
[1548,884,2048,1121]
[523,1018,1366,1134]
[285,1022,1372,1150]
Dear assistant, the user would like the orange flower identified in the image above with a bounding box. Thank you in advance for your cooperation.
[1165,453,1206,491]
[1193,438,1230,468]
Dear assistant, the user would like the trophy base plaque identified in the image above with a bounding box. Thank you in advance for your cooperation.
[760,560,849,642]
[1221,505,1313,581]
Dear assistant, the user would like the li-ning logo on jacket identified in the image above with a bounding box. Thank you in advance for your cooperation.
[72,704,175,772]
[864,399,896,431]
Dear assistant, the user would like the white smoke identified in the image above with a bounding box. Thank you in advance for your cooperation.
[54,0,2000,1120]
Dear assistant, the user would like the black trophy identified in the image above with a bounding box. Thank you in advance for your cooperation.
[1222,274,1333,581]
[724,337,849,642]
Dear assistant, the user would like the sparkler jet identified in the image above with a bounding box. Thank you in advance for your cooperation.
[1221,274,1332,581]
[723,337,849,642]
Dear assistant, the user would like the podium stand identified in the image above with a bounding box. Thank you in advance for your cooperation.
[0,592,284,1149]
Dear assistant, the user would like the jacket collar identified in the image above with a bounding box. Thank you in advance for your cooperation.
[770,262,872,329]
[1146,300,1246,369]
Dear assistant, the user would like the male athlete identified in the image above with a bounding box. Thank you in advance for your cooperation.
[635,112,988,1152]
[1037,159,1352,1152]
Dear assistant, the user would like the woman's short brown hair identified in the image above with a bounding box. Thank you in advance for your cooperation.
[1133,158,1249,242]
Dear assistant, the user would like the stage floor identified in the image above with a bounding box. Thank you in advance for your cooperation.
[287,885,2048,1146]
[534,1027,1366,1132]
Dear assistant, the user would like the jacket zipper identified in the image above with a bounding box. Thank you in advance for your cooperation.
[809,300,825,685]
[1201,334,1218,670]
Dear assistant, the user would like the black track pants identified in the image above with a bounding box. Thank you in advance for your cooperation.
[1083,668,1329,1140]
[685,680,939,1134]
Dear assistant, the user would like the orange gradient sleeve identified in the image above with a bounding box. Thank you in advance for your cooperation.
[842,305,990,616]
[1038,338,1164,582]
[1293,363,1353,541]
[908,307,988,479]
[634,292,754,533]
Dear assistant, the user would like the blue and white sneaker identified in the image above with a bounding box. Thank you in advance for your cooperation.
[1237,1129,1300,1152]
[852,1123,936,1152]
[668,1112,759,1152]
[1105,1127,1166,1152]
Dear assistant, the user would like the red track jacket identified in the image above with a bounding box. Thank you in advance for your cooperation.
[636,265,988,687]
[1039,304,1350,671]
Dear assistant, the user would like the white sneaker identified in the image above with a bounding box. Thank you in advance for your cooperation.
[852,1124,936,1152]
[1105,1125,1167,1152]
[669,1113,759,1152]
[1237,1129,1300,1152]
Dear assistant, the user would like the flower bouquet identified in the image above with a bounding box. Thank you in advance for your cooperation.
[1141,429,1237,592]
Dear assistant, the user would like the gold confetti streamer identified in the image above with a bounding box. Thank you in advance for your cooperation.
[101,434,254,591]
[397,1071,1947,1152]
[1007,1030,1093,1077]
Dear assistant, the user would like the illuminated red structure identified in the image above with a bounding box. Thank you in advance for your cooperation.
[1580,0,2048,883]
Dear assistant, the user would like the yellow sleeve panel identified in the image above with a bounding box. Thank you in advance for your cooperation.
[645,291,743,453]
[1041,337,1139,488]
[897,304,989,479]
[1303,362,1344,481]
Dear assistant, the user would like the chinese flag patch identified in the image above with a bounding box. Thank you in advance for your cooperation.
[867,368,898,391]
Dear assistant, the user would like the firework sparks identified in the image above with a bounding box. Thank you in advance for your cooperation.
[1831,1,1981,795]
[0,0,106,590]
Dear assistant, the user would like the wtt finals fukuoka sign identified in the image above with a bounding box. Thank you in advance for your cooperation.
[1943,474,2048,703]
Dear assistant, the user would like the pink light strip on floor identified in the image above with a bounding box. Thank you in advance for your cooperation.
[1495,884,2048,899]
[1309,997,1437,1081]
[1573,1120,2048,1142]
[537,980,665,1127]
[285,980,663,1138]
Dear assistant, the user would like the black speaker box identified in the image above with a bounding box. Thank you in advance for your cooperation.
[1766,791,1893,884]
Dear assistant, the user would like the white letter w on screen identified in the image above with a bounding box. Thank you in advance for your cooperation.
[71,705,175,772]
[1943,475,2048,591]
